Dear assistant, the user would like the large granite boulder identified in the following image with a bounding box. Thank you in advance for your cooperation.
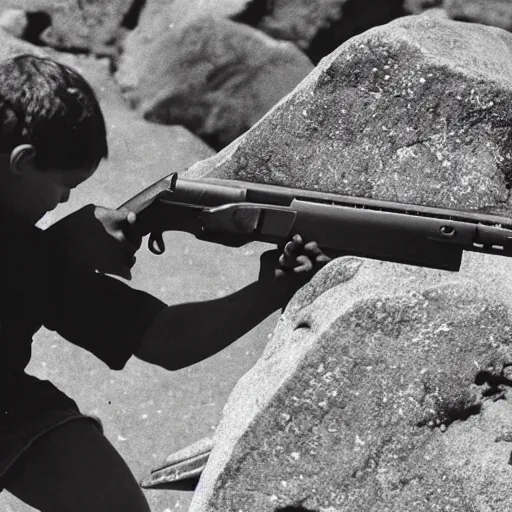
[445,0,512,32]
[190,254,512,512]
[119,15,314,150]
[0,0,135,55]
[187,14,512,216]
[181,13,512,512]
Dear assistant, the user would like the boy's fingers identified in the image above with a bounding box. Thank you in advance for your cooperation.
[274,267,286,279]
[281,235,304,265]
[277,235,331,276]
[304,241,332,264]
[317,254,332,263]
[110,209,140,247]
[285,234,303,254]
[304,241,322,254]
[278,253,290,268]
[291,233,303,245]
[293,255,313,273]
[110,208,135,226]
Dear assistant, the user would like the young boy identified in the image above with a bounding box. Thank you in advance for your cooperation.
[0,55,331,511]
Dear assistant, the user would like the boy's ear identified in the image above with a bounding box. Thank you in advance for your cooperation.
[10,144,36,176]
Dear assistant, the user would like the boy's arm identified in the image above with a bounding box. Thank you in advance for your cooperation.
[135,236,330,371]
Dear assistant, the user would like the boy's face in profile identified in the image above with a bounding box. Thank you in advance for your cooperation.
[0,144,95,223]
[19,165,95,222]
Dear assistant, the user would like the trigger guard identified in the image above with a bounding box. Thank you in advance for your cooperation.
[148,232,166,255]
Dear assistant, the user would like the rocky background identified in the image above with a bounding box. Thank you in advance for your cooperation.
[1,1,512,512]
[1,0,509,153]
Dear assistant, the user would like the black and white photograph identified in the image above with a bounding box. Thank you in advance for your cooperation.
[0,1,511,511]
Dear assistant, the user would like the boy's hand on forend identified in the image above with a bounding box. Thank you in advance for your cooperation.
[259,234,332,284]
[47,204,141,280]
[275,234,332,279]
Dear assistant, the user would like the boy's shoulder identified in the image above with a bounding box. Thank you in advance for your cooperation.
[0,210,46,249]
[0,211,57,284]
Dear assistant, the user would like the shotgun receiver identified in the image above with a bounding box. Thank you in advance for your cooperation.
[119,172,512,271]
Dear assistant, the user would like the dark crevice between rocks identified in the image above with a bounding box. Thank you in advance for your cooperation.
[121,0,147,30]
[447,13,475,24]
[198,132,230,152]
[475,369,512,400]
[416,401,482,429]
[418,370,512,430]
[22,0,147,70]
[22,11,91,56]
[443,403,482,423]
[231,0,275,26]
[308,0,406,64]
[475,369,512,388]
[22,11,52,46]
[416,405,482,430]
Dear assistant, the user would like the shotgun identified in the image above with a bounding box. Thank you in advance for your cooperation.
[119,172,512,272]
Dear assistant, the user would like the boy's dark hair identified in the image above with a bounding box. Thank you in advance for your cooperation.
[0,54,108,171]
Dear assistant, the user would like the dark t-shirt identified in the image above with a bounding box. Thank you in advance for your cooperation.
[0,211,166,408]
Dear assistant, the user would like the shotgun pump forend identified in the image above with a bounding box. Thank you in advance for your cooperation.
[119,172,512,271]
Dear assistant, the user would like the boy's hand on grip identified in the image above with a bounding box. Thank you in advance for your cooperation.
[47,204,141,280]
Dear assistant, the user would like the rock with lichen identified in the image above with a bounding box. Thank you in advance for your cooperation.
[187,14,512,216]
